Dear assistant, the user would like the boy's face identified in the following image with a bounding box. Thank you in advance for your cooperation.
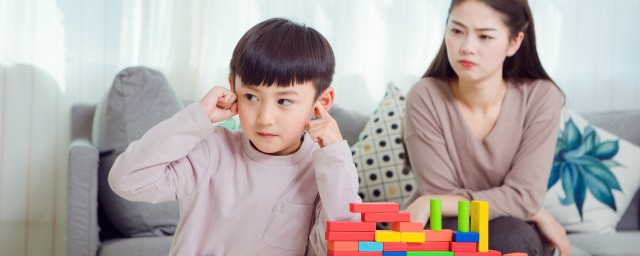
[233,76,318,156]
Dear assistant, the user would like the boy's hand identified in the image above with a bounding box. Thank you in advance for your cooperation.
[307,102,343,148]
[199,86,238,123]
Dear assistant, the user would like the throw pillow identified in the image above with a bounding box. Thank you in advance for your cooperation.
[93,66,182,237]
[352,84,416,211]
[544,109,640,233]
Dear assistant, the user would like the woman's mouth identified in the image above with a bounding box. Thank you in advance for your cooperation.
[459,60,476,68]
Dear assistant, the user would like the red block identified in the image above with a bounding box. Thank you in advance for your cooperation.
[451,242,477,252]
[406,241,450,251]
[328,251,383,256]
[454,250,501,256]
[325,231,375,241]
[383,242,407,251]
[327,221,377,232]
[391,221,424,232]
[361,212,410,222]
[424,229,453,241]
[350,203,400,213]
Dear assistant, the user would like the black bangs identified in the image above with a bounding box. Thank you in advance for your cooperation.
[230,18,335,96]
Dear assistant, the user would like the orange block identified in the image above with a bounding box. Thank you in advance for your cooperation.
[327,241,359,252]
[450,242,477,252]
[382,242,407,251]
[405,241,450,251]
[325,231,375,241]
[327,221,377,232]
[454,250,501,256]
[362,212,411,222]
[423,229,453,241]
[350,202,400,213]
[391,221,424,232]
[327,251,383,256]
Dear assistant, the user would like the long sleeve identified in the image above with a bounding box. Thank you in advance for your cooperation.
[108,102,222,202]
[404,78,563,220]
[465,86,563,219]
[307,140,362,256]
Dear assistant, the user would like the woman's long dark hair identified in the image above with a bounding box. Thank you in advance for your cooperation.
[424,0,554,84]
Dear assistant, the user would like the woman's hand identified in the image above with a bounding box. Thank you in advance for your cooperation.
[406,195,430,227]
[530,208,571,256]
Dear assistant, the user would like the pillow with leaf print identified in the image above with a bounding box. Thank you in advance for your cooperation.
[352,83,416,215]
[544,109,640,233]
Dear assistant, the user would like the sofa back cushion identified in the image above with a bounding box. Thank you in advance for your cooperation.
[93,66,181,237]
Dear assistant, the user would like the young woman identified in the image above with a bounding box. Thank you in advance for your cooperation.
[403,0,570,255]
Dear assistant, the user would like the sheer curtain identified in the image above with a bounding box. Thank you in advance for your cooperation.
[1,0,639,255]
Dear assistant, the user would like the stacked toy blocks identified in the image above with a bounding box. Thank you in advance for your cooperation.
[325,200,525,256]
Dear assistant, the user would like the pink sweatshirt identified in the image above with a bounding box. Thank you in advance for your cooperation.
[108,102,362,255]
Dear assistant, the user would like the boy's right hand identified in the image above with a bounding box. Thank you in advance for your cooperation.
[199,86,238,123]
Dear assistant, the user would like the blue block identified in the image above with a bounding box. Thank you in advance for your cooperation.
[383,252,407,256]
[453,231,479,242]
[359,241,383,252]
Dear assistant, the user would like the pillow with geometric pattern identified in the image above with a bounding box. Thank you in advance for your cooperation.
[544,109,640,233]
[352,84,416,217]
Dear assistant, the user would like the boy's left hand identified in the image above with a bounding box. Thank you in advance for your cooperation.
[307,102,343,148]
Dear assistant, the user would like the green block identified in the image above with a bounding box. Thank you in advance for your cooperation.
[430,198,442,231]
[407,252,454,256]
[458,200,470,232]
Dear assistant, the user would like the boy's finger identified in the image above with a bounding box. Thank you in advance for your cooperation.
[315,101,331,119]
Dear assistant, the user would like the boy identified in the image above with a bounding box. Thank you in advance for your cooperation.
[108,18,361,255]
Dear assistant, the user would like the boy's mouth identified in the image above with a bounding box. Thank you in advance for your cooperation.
[257,132,278,138]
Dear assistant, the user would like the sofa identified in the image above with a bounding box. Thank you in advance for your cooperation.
[68,92,640,255]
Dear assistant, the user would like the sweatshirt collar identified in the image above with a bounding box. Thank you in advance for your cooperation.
[241,131,315,166]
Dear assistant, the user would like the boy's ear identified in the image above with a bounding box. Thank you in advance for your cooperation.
[314,87,335,116]
[228,75,235,92]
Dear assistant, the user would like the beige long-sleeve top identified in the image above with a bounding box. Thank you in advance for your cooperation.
[403,78,562,220]
[108,102,361,256]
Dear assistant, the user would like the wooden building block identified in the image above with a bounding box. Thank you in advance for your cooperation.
[407,252,454,256]
[351,202,400,213]
[391,221,424,232]
[362,212,411,222]
[382,252,407,256]
[400,232,426,243]
[453,250,501,256]
[328,241,359,251]
[375,230,401,242]
[405,241,450,251]
[383,242,407,251]
[326,231,375,241]
[359,241,384,252]
[470,201,489,252]
[423,229,453,242]
[453,231,479,242]
[328,221,377,232]
[328,251,383,256]
[430,199,442,231]
[450,242,477,252]
[458,201,470,232]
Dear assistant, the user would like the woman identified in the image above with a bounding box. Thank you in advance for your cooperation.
[403,0,570,255]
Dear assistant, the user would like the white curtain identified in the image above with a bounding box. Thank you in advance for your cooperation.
[1,0,639,254]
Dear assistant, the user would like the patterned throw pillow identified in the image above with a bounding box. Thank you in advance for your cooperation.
[544,109,640,233]
[352,84,416,212]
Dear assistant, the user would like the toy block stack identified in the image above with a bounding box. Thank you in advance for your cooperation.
[325,200,525,256]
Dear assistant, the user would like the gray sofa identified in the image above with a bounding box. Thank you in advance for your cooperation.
[68,102,640,255]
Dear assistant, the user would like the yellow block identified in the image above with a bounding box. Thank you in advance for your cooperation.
[375,230,401,242]
[400,231,425,243]
[471,200,489,252]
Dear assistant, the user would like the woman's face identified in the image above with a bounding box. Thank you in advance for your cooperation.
[445,0,523,83]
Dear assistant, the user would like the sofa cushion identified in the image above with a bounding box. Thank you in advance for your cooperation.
[93,66,181,237]
[329,104,369,146]
[99,236,173,256]
[545,109,640,233]
[568,232,640,256]
[352,84,416,228]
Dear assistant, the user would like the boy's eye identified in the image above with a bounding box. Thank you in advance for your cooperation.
[480,35,493,40]
[244,94,258,102]
[278,99,293,106]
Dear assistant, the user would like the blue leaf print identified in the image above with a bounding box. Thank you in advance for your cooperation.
[549,118,623,220]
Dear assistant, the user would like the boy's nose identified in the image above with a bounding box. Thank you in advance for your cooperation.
[256,106,275,126]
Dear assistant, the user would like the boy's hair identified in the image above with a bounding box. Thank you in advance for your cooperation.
[230,18,335,99]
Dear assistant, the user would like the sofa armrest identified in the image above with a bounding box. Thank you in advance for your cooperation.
[68,139,100,256]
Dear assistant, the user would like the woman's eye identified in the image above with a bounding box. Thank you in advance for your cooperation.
[278,99,293,106]
[451,28,463,34]
[244,94,258,101]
